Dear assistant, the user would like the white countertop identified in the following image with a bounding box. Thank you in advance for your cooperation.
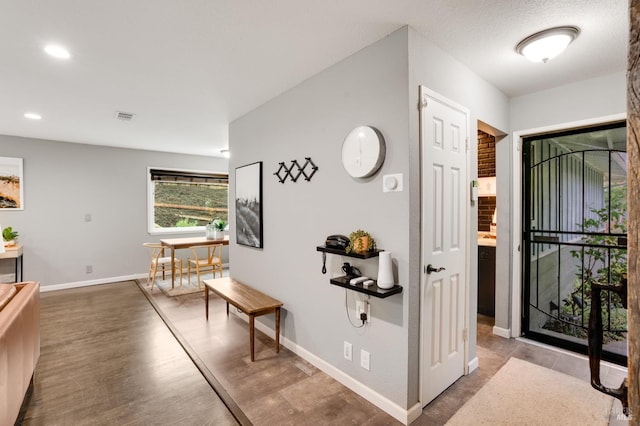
[477,233,496,247]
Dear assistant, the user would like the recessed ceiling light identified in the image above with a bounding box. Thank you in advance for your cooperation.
[24,112,42,120]
[220,149,230,158]
[44,44,71,59]
[516,26,579,63]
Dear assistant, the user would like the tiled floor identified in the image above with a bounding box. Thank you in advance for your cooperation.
[140,278,629,425]
[416,315,628,425]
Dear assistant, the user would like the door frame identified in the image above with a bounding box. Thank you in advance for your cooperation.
[418,85,471,406]
[509,113,627,338]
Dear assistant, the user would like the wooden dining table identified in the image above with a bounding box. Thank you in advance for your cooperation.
[160,235,229,287]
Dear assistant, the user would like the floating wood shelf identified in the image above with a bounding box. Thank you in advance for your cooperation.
[316,246,382,259]
[329,275,403,298]
[317,245,402,298]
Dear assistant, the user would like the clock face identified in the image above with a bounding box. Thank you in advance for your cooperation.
[341,126,386,178]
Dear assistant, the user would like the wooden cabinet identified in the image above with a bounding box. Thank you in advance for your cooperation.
[478,245,495,316]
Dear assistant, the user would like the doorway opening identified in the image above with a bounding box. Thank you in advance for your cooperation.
[521,121,627,365]
[477,130,496,318]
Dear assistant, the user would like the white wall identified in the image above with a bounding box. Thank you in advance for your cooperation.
[0,135,227,288]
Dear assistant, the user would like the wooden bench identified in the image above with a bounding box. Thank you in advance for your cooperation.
[203,277,283,361]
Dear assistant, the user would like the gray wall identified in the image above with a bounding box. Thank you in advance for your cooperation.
[230,27,411,406]
[229,26,510,409]
[407,27,510,403]
[0,135,227,287]
[510,72,626,131]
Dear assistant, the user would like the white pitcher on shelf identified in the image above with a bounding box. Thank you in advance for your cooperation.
[377,251,394,289]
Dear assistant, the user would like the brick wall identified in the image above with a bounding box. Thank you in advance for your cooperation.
[478,130,495,178]
[478,130,496,232]
[478,197,497,232]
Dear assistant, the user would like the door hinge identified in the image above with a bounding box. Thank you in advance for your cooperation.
[419,94,428,110]
[462,328,468,342]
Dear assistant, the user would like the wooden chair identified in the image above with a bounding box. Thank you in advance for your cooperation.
[143,243,182,289]
[187,244,223,289]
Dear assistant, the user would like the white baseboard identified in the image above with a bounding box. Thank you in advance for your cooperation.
[238,311,418,425]
[406,403,423,424]
[492,325,511,338]
[38,266,230,293]
[39,273,147,292]
[468,356,479,374]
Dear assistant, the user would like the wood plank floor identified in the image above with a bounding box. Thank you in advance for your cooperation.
[20,281,239,425]
[141,280,400,425]
[20,279,628,425]
[140,280,629,425]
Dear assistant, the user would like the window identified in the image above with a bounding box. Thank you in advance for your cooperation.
[147,167,228,234]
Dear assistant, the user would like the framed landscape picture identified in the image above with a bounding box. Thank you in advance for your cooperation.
[235,161,263,248]
[0,157,24,210]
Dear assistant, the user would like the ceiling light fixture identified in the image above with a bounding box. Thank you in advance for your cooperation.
[24,112,42,120]
[220,149,230,158]
[44,44,71,59]
[515,26,579,63]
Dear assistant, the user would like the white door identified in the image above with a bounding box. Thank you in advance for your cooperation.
[419,86,469,406]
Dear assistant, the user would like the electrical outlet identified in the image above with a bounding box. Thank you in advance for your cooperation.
[344,341,352,361]
[356,300,370,323]
[85,265,93,274]
[360,349,370,371]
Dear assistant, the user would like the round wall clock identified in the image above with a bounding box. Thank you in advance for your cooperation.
[341,126,386,178]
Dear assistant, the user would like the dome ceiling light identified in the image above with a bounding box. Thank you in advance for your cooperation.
[44,44,71,59]
[516,26,580,63]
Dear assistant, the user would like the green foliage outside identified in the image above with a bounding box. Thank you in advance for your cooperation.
[175,218,198,227]
[154,182,228,228]
[549,185,628,343]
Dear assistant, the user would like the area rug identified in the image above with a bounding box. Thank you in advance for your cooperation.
[145,270,228,297]
[446,357,613,426]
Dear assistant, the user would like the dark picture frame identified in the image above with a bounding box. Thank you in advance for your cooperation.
[235,161,263,248]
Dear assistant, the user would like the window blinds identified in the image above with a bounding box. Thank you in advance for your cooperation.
[149,169,228,184]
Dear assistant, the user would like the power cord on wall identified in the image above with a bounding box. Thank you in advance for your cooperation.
[345,289,366,328]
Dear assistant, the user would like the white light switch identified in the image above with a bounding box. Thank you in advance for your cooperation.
[383,173,403,192]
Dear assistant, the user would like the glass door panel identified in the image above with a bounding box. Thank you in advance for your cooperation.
[522,122,627,364]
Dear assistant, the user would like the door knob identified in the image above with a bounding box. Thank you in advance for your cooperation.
[426,264,446,274]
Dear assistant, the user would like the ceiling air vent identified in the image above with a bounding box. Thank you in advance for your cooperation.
[114,111,135,121]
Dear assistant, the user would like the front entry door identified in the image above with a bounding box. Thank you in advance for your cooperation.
[419,86,469,406]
